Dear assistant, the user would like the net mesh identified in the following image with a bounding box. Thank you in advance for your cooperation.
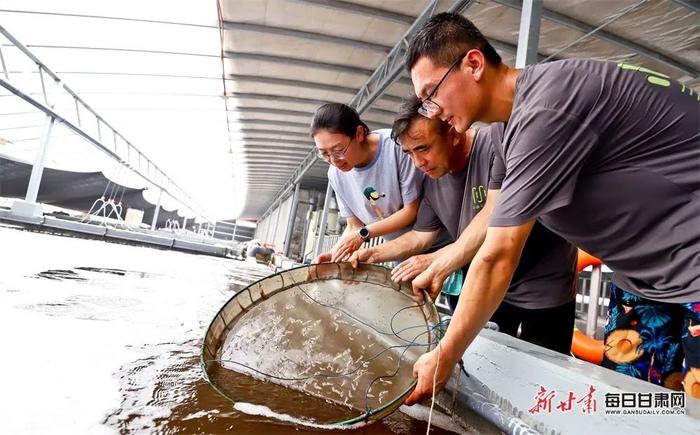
[201,262,441,427]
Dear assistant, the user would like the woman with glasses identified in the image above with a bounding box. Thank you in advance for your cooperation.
[311,103,425,263]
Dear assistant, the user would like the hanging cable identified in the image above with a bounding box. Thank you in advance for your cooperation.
[541,0,648,63]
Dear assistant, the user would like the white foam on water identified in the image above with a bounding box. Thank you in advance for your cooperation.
[233,402,368,430]
[399,404,469,435]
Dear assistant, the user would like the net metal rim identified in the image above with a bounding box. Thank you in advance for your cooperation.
[200,262,440,427]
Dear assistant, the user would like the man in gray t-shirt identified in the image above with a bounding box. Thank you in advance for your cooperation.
[404,12,699,405]
[351,99,577,354]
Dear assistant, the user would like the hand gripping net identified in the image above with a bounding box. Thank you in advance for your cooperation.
[201,262,441,428]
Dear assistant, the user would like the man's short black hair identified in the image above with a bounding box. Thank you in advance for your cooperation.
[391,96,424,144]
[406,12,501,73]
[391,95,450,145]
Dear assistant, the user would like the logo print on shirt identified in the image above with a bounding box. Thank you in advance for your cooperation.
[363,186,386,218]
[618,62,699,101]
[472,185,487,210]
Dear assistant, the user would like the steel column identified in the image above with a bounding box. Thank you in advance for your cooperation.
[151,189,163,230]
[585,265,603,339]
[0,44,8,81]
[313,183,334,259]
[24,115,55,203]
[272,201,285,248]
[283,183,301,256]
[515,0,543,68]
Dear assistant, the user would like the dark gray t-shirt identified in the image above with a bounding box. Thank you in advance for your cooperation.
[414,124,577,309]
[490,59,700,303]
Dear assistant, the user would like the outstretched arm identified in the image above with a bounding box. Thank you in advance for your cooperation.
[323,215,365,262]
[411,189,500,296]
[404,220,534,406]
[332,199,421,262]
[349,229,437,267]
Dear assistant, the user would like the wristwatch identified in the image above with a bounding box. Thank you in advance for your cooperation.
[358,226,371,242]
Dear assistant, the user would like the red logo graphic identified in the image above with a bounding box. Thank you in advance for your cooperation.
[529,385,598,414]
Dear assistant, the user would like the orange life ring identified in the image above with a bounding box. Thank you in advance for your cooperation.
[571,329,604,364]
[577,249,603,272]
[571,250,605,363]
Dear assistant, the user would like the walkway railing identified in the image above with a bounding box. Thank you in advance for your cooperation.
[0,25,209,223]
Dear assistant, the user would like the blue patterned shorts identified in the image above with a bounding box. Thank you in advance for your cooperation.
[602,283,699,398]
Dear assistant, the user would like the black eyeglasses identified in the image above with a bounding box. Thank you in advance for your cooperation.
[418,52,467,118]
[317,137,353,162]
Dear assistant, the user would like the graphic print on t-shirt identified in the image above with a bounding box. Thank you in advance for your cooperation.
[471,185,487,210]
[363,186,386,218]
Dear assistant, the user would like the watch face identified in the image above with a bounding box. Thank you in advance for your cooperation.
[359,228,370,239]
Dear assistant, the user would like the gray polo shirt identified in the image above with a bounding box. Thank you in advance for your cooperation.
[414,124,578,309]
[490,59,700,303]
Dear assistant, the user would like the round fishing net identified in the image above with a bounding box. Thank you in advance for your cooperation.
[201,262,441,428]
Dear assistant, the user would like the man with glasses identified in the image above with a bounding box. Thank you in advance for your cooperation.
[402,12,699,404]
[349,96,577,356]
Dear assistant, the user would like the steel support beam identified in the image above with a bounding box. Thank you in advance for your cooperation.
[246,163,298,168]
[293,0,415,24]
[228,74,403,103]
[247,170,303,176]
[247,177,294,181]
[246,163,302,169]
[243,151,308,158]
[244,153,304,163]
[227,92,400,117]
[244,158,306,166]
[233,119,310,129]
[223,21,391,52]
[229,106,312,118]
[235,127,309,138]
[224,51,373,76]
[493,0,700,77]
[240,140,310,149]
[238,137,311,146]
[241,151,308,159]
[515,0,543,68]
[673,0,700,14]
[227,92,333,107]
[238,139,311,148]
